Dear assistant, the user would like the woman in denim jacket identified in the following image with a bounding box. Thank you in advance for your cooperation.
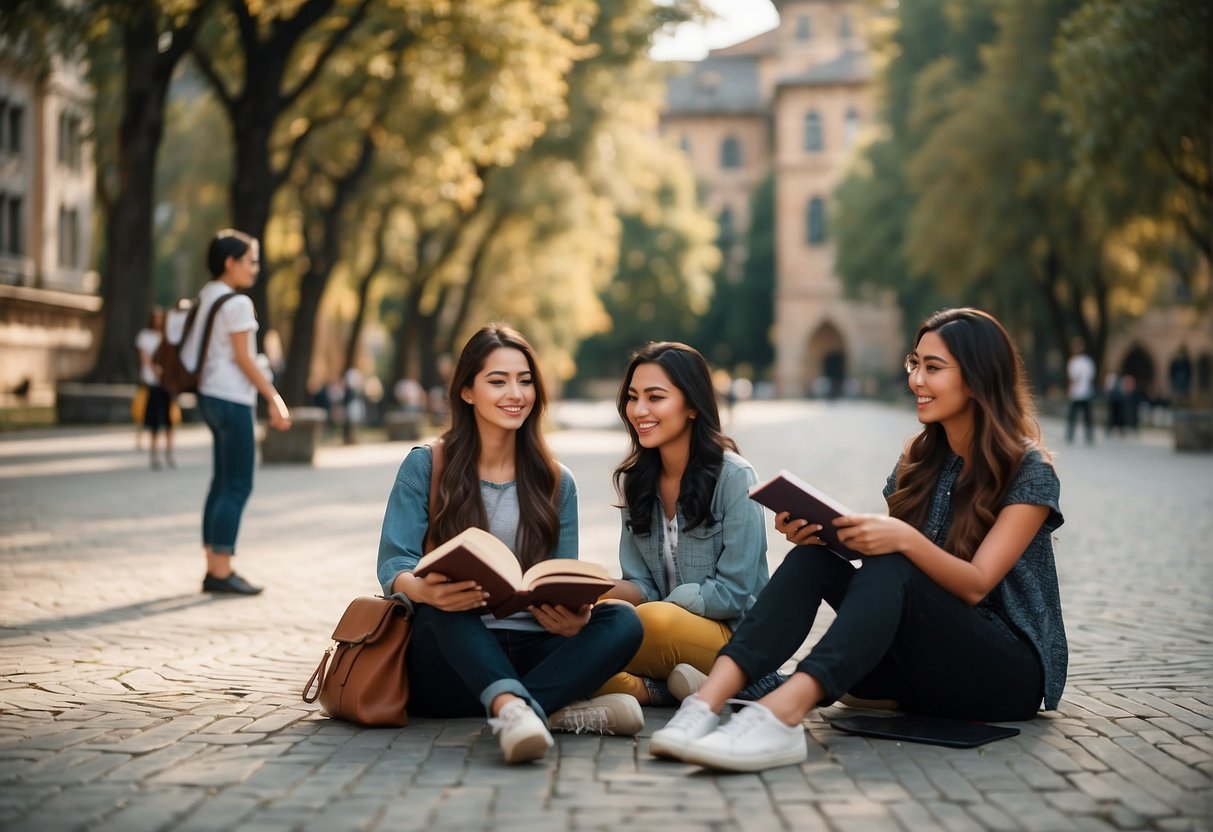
[598,342,775,706]
[376,324,643,764]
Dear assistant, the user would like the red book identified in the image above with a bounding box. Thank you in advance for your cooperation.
[748,469,863,561]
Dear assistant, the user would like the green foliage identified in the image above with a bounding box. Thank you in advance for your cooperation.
[1054,0,1211,263]
[696,171,775,378]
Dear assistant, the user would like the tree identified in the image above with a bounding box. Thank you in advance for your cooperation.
[697,171,775,377]
[1054,0,1211,264]
[70,0,211,382]
[191,0,375,339]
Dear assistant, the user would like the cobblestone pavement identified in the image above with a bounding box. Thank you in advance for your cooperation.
[1,400,1210,831]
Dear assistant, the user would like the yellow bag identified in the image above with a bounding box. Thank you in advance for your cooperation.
[131,385,148,424]
[170,400,182,425]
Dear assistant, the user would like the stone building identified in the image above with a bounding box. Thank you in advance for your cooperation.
[0,49,98,400]
[660,0,902,396]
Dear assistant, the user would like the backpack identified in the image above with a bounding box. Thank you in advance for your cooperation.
[154,293,239,395]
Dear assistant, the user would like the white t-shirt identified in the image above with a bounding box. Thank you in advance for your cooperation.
[134,328,161,387]
[1067,353,1096,401]
[178,281,259,406]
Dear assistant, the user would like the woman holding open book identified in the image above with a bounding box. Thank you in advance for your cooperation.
[651,308,1067,772]
[376,324,644,765]
[597,342,781,706]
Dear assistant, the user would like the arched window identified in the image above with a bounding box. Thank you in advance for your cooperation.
[843,108,860,148]
[720,135,742,169]
[678,134,691,156]
[806,197,826,245]
[804,111,824,153]
[839,13,852,40]
[796,15,812,41]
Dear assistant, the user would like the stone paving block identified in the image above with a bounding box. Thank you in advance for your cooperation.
[961,801,1020,832]
[19,748,134,785]
[1068,771,1173,818]
[0,781,138,830]
[0,783,59,825]
[919,800,988,832]
[988,789,1082,830]
[296,794,389,832]
[100,740,207,782]
[174,791,262,831]
[89,784,206,832]
[1074,735,1189,803]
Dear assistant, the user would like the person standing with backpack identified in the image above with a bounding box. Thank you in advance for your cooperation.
[184,229,291,595]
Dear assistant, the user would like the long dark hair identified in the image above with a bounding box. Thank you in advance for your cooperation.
[207,229,255,277]
[430,324,560,569]
[613,342,738,534]
[886,308,1045,561]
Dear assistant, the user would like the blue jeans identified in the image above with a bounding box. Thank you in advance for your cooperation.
[406,602,644,721]
[720,548,1043,722]
[197,394,255,555]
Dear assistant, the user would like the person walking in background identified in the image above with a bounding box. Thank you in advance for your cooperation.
[1065,336,1096,445]
[651,308,1066,772]
[377,324,644,765]
[597,342,782,706]
[1169,345,1193,408]
[186,229,291,596]
[135,306,175,469]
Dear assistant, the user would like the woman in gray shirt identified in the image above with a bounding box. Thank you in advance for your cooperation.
[652,309,1067,772]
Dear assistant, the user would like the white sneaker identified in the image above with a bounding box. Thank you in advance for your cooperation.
[667,663,709,702]
[488,699,553,764]
[649,694,720,759]
[680,700,807,772]
[549,693,644,736]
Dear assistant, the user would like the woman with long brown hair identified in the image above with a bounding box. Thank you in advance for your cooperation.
[650,308,1067,771]
[377,324,643,764]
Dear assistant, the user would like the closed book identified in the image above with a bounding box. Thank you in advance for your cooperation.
[413,527,613,618]
[747,469,862,561]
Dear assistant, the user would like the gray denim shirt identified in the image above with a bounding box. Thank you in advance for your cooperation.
[883,447,1068,710]
[376,445,579,603]
[618,451,768,630]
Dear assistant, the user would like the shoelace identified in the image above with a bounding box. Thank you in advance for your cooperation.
[487,701,532,735]
[665,697,715,733]
[553,705,611,735]
[711,699,769,740]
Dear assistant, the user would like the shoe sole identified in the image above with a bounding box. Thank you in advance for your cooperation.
[679,740,807,772]
[649,734,695,760]
[502,732,553,764]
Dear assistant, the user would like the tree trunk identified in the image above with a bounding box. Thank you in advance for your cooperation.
[342,220,387,374]
[84,4,199,382]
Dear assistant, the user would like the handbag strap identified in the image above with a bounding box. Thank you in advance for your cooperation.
[302,646,332,703]
[422,438,445,554]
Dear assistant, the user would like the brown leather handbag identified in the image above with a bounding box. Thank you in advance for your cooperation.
[302,595,412,726]
[302,440,445,727]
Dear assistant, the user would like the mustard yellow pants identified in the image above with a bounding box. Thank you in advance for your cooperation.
[595,601,731,699]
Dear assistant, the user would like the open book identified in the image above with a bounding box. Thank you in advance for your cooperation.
[748,469,862,561]
[413,527,614,618]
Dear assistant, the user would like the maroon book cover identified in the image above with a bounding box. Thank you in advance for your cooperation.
[748,470,863,561]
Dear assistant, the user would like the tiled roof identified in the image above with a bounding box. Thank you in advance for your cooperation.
[709,28,779,58]
[776,50,869,87]
[663,56,767,115]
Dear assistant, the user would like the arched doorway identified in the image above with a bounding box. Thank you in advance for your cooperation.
[805,322,846,398]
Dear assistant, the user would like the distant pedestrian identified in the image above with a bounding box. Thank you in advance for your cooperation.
[1065,336,1096,445]
[135,307,175,469]
[187,229,291,596]
[651,308,1067,772]
[376,324,644,764]
[1170,345,1193,408]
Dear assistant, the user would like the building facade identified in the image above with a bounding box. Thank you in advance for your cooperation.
[0,49,99,399]
[661,0,902,396]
